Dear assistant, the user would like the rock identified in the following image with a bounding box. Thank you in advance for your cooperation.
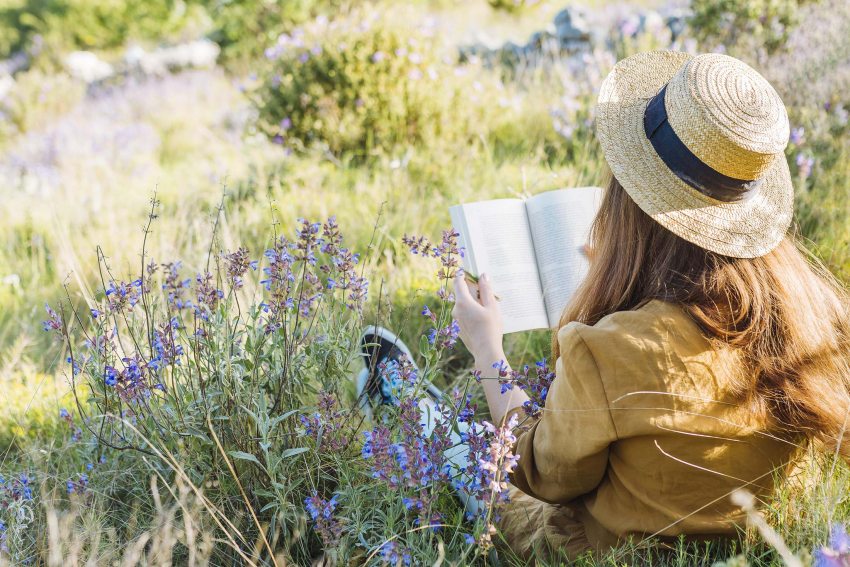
[124,40,220,76]
[0,73,14,100]
[553,7,591,45]
[641,10,667,35]
[65,51,114,83]
[665,10,690,42]
[613,8,690,44]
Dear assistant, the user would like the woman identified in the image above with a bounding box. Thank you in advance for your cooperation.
[361,51,850,560]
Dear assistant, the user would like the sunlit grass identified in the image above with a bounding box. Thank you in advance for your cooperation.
[0,0,848,564]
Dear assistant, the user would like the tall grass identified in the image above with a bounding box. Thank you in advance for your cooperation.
[1,0,849,564]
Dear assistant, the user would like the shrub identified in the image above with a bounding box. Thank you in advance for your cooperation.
[201,0,343,66]
[254,8,502,158]
[0,69,84,145]
[0,0,208,59]
[21,202,539,564]
[689,0,809,53]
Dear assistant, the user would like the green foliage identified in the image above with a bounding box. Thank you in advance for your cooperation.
[0,69,84,146]
[6,210,494,565]
[486,0,541,15]
[0,0,345,66]
[788,103,850,280]
[255,8,502,158]
[0,0,849,564]
[201,0,344,66]
[0,0,207,59]
[689,0,807,53]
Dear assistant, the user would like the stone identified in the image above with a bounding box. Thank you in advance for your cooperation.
[0,73,14,100]
[553,7,592,50]
[65,51,114,83]
[124,40,220,76]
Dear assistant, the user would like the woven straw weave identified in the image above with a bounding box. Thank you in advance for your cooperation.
[595,50,794,258]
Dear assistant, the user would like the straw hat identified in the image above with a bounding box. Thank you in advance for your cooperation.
[595,51,794,258]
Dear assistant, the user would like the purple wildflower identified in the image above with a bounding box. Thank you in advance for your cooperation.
[304,492,343,548]
[223,247,254,290]
[104,279,143,313]
[104,365,119,387]
[260,236,296,332]
[66,356,81,376]
[421,304,435,321]
[379,541,412,565]
[401,234,432,256]
[427,319,461,350]
[375,355,419,403]
[518,359,555,418]
[789,126,805,145]
[815,523,850,566]
[299,391,353,451]
[458,413,520,522]
[2,473,34,502]
[194,272,224,320]
[66,473,89,495]
[319,217,368,310]
[796,152,815,179]
[153,319,184,367]
[161,261,192,310]
[42,303,63,335]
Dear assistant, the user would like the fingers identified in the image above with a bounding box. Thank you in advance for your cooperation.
[453,270,473,304]
[477,273,496,306]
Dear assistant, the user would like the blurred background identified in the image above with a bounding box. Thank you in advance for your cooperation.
[0,0,848,466]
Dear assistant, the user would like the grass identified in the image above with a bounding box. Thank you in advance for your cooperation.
[0,0,849,564]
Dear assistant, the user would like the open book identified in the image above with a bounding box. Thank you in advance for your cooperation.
[449,186,603,333]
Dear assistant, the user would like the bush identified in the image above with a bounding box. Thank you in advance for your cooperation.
[254,8,502,158]
[0,0,208,59]
[689,0,808,53]
[0,69,84,146]
[15,204,541,564]
[201,0,343,67]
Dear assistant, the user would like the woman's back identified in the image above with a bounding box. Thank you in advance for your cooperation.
[573,300,797,540]
[511,299,799,547]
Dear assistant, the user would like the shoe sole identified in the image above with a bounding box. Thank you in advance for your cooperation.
[358,325,443,402]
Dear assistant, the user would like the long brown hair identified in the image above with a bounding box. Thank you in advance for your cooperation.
[555,172,850,457]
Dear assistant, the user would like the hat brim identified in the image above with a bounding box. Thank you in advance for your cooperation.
[595,50,794,258]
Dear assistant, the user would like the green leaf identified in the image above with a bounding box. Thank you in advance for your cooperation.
[272,409,299,424]
[280,447,309,459]
[184,427,212,444]
[228,450,264,468]
[260,501,279,513]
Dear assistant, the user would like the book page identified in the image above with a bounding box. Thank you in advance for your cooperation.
[449,200,549,333]
[525,187,603,327]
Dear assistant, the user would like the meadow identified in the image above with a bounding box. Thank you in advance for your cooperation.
[0,0,848,564]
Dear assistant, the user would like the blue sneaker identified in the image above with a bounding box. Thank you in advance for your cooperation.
[356,326,442,417]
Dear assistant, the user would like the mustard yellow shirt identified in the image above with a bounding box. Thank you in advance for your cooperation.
[508,299,797,550]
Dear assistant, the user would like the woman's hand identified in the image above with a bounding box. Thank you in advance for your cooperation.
[452,271,505,364]
[454,271,528,424]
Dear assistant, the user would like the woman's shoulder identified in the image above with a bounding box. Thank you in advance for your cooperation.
[557,299,699,349]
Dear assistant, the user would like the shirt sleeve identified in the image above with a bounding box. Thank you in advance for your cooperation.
[508,323,619,504]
